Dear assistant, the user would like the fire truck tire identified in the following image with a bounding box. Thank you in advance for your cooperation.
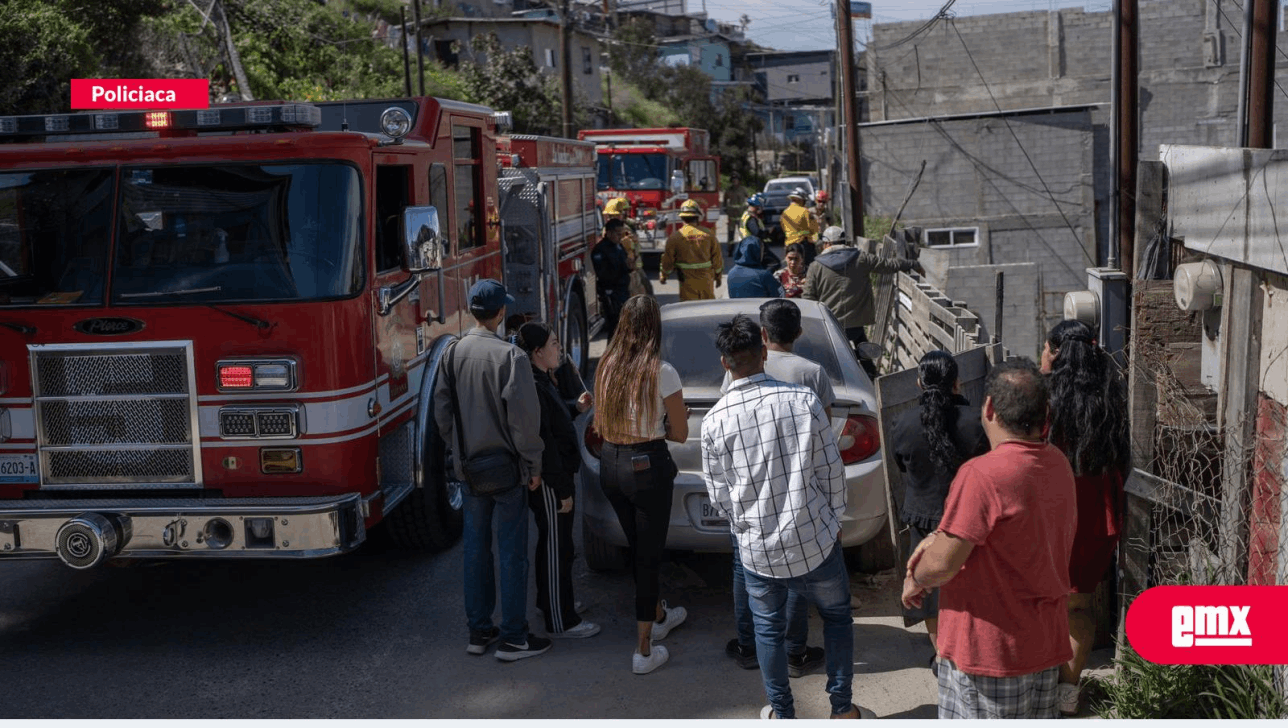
[384,432,463,551]
[565,291,589,378]
[581,517,628,572]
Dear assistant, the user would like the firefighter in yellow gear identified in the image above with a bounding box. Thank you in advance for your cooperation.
[603,197,652,297]
[780,187,820,264]
[660,199,722,301]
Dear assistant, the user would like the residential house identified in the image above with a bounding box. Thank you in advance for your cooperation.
[423,17,604,106]
[746,50,838,146]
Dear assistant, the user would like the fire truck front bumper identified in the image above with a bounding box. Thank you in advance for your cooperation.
[0,494,366,568]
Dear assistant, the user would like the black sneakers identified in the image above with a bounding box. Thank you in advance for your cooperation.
[726,638,759,670]
[466,627,500,655]
[495,634,553,662]
[788,646,825,678]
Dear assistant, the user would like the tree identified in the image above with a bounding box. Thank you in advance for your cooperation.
[0,0,168,114]
[460,33,560,135]
[607,17,665,98]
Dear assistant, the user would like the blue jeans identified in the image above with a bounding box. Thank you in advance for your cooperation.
[462,486,530,645]
[732,535,809,654]
[744,545,853,719]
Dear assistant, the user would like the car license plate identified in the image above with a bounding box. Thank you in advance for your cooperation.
[0,454,37,483]
[699,496,728,527]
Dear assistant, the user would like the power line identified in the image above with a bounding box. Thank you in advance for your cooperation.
[870,0,957,51]
[874,80,1093,280]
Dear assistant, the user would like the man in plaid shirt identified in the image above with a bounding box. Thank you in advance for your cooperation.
[701,314,868,720]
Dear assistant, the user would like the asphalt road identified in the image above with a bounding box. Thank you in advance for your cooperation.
[0,218,943,720]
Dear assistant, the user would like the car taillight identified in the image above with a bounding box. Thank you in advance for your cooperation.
[584,422,603,459]
[838,414,880,464]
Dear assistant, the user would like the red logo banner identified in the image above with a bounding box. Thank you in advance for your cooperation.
[71,79,210,110]
[1125,586,1288,664]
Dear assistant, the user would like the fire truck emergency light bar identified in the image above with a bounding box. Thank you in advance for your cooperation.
[0,104,322,139]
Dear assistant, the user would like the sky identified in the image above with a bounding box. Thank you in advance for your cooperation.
[697,0,1116,52]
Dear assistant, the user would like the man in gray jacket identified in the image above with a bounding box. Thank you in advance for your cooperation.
[804,226,921,375]
[434,279,549,662]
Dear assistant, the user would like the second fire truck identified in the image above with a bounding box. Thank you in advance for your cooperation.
[577,127,721,261]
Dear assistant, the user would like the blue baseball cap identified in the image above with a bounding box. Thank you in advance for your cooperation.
[468,278,515,311]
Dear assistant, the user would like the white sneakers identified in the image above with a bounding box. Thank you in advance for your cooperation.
[651,600,688,641]
[630,601,685,674]
[1057,682,1079,716]
[550,620,601,639]
[633,644,670,674]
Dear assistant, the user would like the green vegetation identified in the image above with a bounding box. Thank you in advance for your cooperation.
[1,0,167,114]
[460,34,562,136]
[1089,646,1287,719]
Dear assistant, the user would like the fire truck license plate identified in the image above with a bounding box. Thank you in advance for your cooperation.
[0,455,37,483]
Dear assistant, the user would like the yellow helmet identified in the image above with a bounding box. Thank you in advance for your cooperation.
[679,199,702,218]
[604,197,630,216]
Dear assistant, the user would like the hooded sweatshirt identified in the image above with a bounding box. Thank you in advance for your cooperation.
[727,238,785,299]
[803,243,914,329]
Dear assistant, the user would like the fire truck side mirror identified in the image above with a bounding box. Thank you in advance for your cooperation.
[670,171,685,196]
[403,207,444,273]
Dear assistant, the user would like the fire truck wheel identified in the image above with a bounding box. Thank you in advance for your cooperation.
[581,517,628,572]
[564,291,589,379]
[384,432,463,551]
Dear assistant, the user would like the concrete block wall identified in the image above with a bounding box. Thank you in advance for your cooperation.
[944,262,1042,359]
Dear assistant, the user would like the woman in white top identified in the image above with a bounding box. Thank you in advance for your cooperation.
[593,295,689,675]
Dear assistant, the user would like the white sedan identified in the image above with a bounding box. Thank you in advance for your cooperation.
[576,298,887,570]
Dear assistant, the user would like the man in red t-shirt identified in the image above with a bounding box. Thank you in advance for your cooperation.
[901,358,1077,719]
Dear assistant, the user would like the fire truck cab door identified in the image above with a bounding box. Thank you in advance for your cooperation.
[498,174,550,325]
[371,159,421,419]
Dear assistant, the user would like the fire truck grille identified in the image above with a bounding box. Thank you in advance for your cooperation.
[30,343,201,488]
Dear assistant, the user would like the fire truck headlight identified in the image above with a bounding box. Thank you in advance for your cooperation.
[254,363,292,389]
[380,107,412,140]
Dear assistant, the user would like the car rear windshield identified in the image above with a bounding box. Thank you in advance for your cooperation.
[662,314,843,389]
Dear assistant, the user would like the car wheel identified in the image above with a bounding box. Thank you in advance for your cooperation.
[582,516,628,572]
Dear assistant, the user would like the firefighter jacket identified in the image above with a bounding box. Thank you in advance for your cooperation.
[661,222,722,301]
[738,209,766,241]
[780,202,819,246]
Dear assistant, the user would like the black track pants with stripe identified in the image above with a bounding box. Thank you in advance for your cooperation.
[528,483,582,633]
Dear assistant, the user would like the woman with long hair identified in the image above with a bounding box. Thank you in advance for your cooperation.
[593,295,688,674]
[1041,319,1131,716]
[514,322,600,640]
[889,350,989,672]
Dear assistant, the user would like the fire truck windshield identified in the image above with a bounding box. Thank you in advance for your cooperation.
[596,153,669,191]
[0,163,363,307]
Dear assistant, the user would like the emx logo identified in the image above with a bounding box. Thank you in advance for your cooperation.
[1127,586,1287,664]
[1172,605,1251,647]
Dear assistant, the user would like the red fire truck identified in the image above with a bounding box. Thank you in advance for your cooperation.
[497,135,601,375]
[0,97,588,568]
[577,127,720,258]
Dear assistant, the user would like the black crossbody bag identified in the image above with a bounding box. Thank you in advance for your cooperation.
[444,340,521,497]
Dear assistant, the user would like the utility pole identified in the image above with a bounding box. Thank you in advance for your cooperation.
[560,0,575,137]
[1244,0,1277,148]
[400,6,413,97]
[836,0,863,237]
[412,0,426,95]
[1108,0,1138,275]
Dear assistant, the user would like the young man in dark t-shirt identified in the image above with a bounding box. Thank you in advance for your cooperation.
[901,358,1077,719]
